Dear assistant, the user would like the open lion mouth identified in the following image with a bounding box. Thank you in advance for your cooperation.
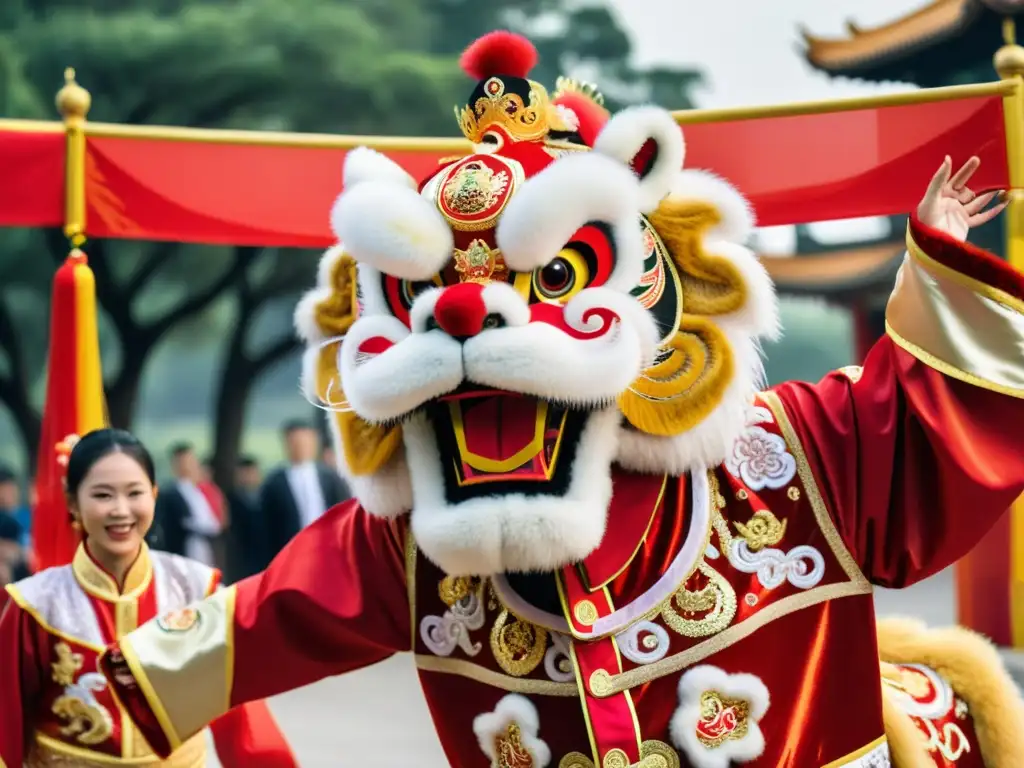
[428,385,589,503]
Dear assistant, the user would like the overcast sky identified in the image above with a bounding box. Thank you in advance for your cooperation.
[606,0,927,107]
[604,0,934,248]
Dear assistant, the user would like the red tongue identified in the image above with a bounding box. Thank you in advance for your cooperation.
[462,396,540,462]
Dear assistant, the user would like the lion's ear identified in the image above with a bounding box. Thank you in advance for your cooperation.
[593,106,685,214]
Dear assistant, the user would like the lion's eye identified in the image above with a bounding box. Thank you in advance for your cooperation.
[533,247,591,302]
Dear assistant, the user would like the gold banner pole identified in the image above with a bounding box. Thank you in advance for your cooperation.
[56,67,90,246]
[993,19,1024,649]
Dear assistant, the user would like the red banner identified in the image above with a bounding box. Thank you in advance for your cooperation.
[83,95,1009,246]
[682,95,1008,227]
[0,129,64,228]
[85,138,452,248]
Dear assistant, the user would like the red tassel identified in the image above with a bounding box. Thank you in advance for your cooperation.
[31,254,85,570]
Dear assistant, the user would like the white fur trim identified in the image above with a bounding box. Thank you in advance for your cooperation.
[463,288,657,408]
[408,407,619,576]
[667,169,755,245]
[495,152,644,293]
[342,146,417,190]
[294,244,349,344]
[594,105,686,214]
[671,665,770,768]
[472,694,552,768]
[356,262,389,317]
[340,315,462,423]
[322,396,413,519]
[331,181,453,281]
[615,327,766,475]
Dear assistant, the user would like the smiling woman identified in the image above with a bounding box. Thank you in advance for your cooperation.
[0,429,298,768]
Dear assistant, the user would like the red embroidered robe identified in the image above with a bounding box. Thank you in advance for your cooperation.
[98,218,1024,766]
[0,542,296,768]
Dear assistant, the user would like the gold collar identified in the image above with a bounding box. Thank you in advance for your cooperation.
[72,542,153,603]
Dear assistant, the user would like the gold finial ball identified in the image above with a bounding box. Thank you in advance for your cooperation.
[995,44,1024,79]
[56,67,91,120]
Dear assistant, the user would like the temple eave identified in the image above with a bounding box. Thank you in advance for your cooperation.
[758,242,904,296]
[802,0,982,73]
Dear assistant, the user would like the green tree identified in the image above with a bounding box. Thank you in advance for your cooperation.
[0,0,704,487]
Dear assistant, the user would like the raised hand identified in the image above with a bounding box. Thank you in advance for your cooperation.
[917,156,1006,242]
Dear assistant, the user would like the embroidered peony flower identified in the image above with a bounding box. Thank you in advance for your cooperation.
[473,694,551,768]
[725,426,796,491]
[671,665,770,768]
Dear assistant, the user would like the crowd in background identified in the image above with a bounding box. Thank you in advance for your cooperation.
[0,418,350,587]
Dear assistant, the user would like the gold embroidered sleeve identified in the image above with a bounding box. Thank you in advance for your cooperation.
[886,224,1024,398]
[117,586,236,751]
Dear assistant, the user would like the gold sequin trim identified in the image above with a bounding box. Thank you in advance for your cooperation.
[558,741,680,768]
[414,654,577,696]
[574,600,599,626]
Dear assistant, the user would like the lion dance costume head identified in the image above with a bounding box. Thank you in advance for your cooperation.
[296,31,780,577]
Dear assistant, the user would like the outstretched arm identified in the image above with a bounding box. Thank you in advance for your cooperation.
[770,156,1024,587]
[100,500,410,758]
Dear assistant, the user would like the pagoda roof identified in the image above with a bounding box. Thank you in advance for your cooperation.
[801,0,1007,85]
[758,242,904,299]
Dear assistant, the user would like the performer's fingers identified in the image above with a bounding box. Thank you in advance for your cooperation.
[964,190,997,215]
[950,155,981,189]
[924,156,952,201]
[968,201,1008,227]
[956,187,977,205]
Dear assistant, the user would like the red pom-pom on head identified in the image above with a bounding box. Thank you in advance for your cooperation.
[553,91,610,147]
[460,31,538,81]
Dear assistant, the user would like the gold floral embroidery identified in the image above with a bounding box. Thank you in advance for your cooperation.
[51,642,83,686]
[786,486,801,501]
[439,575,482,607]
[50,643,114,746]
[491,609,548,677]
[733,510,787,552]
[661,480,737,638]
[660,560,737,638]
[454,240,508,284]
[495,722,536,768]
[696,690,750,748]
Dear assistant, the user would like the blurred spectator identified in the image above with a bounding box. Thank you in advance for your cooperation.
[0,513,28,587]
[226,455,268,582]
[260,420,350,563]
[322,444,338,473]
[152,442,226,567]
[0,466,30,548]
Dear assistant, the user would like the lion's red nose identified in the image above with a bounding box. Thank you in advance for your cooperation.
[433,282,488,338]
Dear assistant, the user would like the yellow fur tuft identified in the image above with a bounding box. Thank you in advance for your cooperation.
[646,200,748,318]
[622,199,748,437]
[619,315,733,436]
[311,252,402,476]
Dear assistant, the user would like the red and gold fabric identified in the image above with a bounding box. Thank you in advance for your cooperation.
[877,617,1024,767]
[0,543,296,768]
[31,249,107,571]
[98,220,1024,766]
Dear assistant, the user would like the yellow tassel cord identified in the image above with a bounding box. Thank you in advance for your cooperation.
[619,200,747,436]
[311,253,402,476]
[876,617,1024,766]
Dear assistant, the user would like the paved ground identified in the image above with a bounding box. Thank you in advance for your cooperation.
[205,567,1020,767]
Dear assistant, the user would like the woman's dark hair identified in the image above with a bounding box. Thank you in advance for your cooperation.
[65,428,156,499]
